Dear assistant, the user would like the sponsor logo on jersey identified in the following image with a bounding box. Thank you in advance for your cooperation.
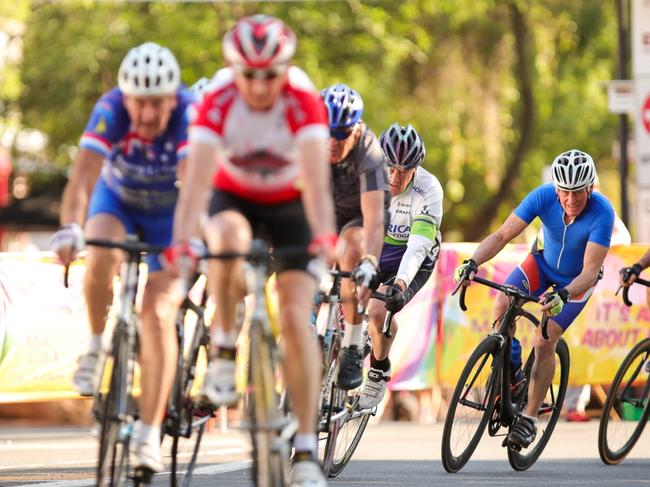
[94,116,107,134]
[413,185,427,197]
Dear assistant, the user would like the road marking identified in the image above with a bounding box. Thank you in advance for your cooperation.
[13,459,252,487]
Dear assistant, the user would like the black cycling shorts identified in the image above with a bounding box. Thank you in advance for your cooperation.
[208,190,312,274]
[337,210,391,235]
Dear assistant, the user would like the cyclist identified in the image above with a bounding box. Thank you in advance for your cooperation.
[358,123,443,409]
[454,149,614,449]
[49,42,193,474]
[320,83,390,391]
[619,250,650,306]
[168,15,336,486]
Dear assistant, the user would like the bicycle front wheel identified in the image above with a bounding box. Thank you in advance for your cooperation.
[441,334,500,473]
[322,385,371,478]
[97,322,133,487]
[508,337,569,471]
[248,322,286,487]
[598,338,650,465]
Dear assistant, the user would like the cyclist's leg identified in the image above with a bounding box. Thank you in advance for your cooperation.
[134,210,181,472]
[201,190,251,406]
[265,198,325,482]
[337,219,366,389]
[76,181,130,395]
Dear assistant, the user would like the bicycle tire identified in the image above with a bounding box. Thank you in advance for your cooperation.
[97,322,133,487]
[167,305,211,487]
[325,388,371,478]
[508,337,569,471]
[249,321,286,487]
[441,334,500,473]
[598,337,650,465]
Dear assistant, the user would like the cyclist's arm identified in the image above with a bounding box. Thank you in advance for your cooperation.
[564,241,609,297]
[360,190,386,261]
[59,148,104,226]
[173,140,216,243]
[635,248,650,270]
[296,137,336,240]
[471,213,528,265]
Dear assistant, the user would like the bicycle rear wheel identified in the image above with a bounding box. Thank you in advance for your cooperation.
[441,334,500,473]
[508,337,569,471]
[97,322,133,487]
[249,322,286,487]
[598,337,650,465]
[167,306,212,487]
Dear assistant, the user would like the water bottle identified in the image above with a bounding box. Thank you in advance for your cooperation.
[511,337,522,375]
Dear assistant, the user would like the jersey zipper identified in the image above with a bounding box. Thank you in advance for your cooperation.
[556,215,574,269]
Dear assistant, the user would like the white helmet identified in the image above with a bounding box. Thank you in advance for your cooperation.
[550,149,596,191]
[118,42,181,96]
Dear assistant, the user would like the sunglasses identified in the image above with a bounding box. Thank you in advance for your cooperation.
[239,66,287,81]
[330,127,355,141]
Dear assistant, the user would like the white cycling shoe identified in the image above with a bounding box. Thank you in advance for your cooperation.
[134,435,164,474]
[200,357,238,407]
[358,367,390,410]
[73,351,103,397]
[289,460,328,487]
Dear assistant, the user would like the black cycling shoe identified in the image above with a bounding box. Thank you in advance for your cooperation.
[507,415,537,449]
[336,345,363,390]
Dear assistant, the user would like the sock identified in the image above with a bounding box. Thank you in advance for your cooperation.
[293,433,317,459]
[370,354,391,373]
[522,414,538,425]
[89,334,103,353]
[212,327,238,349]
[342,321,363,348]
[137,423,161,445]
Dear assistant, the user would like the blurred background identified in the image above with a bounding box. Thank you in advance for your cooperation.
[0,0,637,249]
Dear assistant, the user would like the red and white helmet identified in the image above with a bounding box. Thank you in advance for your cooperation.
[222,15,297,69]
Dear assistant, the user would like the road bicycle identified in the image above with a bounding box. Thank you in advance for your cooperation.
[598,275,650,465]
[161,274,213,487]
[441,273,569,472]
[313,269,391,477]
[201,239,303,487]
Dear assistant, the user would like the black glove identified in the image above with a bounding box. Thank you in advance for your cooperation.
[385,284,406,313]
[620,263,643,284]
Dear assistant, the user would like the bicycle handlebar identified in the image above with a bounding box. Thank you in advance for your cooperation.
[620,276,650,307]
[452,273,551,339]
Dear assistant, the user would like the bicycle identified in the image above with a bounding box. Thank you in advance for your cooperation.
[161,273,213,487]
[598,275,650,465]
[200,239,303,487]
[441,273,569,473]
[313,269,391,477]
[79,237,165,487]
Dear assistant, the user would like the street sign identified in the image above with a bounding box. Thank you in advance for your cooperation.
[608,80,635,114]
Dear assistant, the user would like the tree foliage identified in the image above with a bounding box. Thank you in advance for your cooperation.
[16,0,621,238]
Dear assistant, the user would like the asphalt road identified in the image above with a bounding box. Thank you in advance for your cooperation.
[1,420,649,487]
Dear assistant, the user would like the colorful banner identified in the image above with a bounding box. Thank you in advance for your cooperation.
[2,245,650,403]
[438,244,650,387]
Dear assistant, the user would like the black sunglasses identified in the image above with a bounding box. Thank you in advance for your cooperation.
[330,127,355,141]
[240,67,285,81]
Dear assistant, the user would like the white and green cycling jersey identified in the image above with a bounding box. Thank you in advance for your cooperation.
[379,166,443,286]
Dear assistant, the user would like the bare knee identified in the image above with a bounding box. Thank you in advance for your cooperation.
[339,227,364,270]
[367,299,386,332]
[204,211,251,253]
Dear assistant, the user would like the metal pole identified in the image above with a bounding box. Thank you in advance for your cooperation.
[617,0,630,226]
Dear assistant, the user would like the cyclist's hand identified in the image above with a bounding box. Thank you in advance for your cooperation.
[50,223,84,266]
[619,263,642,287]
[541,288,570,317]
[453,258,478,285]
[308,232,338,268]
[385,282,406,313]
[353,255,379,310]
[162,238,204,280]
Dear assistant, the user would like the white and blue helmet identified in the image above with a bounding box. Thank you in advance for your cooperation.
[189,77,210,98]
[550,149,596,191]
[320,83,364,130]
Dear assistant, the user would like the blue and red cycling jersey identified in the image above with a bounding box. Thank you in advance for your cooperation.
[79,87,194,213]
[514,183,615,284]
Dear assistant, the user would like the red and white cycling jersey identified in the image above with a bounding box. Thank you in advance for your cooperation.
[190,66,329,203]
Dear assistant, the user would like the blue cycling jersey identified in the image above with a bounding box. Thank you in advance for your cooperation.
[514,183,614,281]
[79,87,195,213]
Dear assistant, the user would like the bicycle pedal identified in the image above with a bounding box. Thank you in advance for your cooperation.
[131,466,155,485]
